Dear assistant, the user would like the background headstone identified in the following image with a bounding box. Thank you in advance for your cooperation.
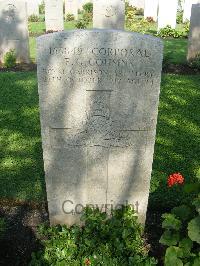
[45,0,64,32]
[93,0,125,30]
[37,30,163,226]
[144,0,158,22]
[157,0,178,29]
[65,0,78,20]
[26,0,39,16]
[183,0,200,22]
[0,0,30,63]
[129,0,145,9]
[187,3,200,60]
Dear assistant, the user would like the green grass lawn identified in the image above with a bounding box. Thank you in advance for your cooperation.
[0,72,199,207]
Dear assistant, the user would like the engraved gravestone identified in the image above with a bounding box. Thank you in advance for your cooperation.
[183,0,200,22]
[144,0,158,22]
[37,30,163,225]
[187,3,200,61]
[65,0,78,20]
[26,0,39,17]
[0,0,29,63]
[158,0,178,30]
[45,0,64,32]
[129,0,145,9]
[93,0,125,30]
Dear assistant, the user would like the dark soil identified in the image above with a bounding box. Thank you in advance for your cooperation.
[163,63,200,75]
[0,201,48,266]
[0,64,36,72]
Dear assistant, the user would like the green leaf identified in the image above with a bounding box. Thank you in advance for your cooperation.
[188,216,200,244]
[196,168,200,181]
[184,184,200,194]
[179,238,193,258]
[159,230,180,246]
[193,256,200,266]
[162,213,182,231]
[172,205,193,221]
[164,247,183,266]
[193,197,200,214]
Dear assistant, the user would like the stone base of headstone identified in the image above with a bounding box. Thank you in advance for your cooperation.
[0,0,30,64]
[187,3,200,61]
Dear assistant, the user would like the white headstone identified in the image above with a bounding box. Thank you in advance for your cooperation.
[129,0,145,9]
[37,29,163,226]
[187,3,200,60]
[0,0,30,63]
[93,0,125,30]
[144,0,158,22]
[45,0,64,32]
[183,0,200,22]
[157,0,178,30]
[65,0,78,20]
[26,0,39,16]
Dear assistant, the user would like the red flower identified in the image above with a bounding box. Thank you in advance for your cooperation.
[167,173,184,187]
[85,258,91,265]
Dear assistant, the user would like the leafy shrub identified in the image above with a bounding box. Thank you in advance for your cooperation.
[157,25,185,38]
[184,21,190,35]
[82,12,92,25]
[39,2,45,15]
[176,10,183,24]
[30,206,157,265]
[160,172,200,266]
[66,13,75,21]
[128,19,151,34]
[135,8,144,16]
[83,2,93,13]
[75,20,87,29]
[28,15,40,22]
[3,50,16,68]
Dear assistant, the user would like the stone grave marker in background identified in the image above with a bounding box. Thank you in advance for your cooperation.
[129,0,145,9]
[26,0,39,17]
[93,0,125,30]
[183,0,200,22]
[37,30,163,225]
[158,0,178,30]
[0,0,30,63]
[45,0,64,32]
[144,0,158,22]
[187,3,200,60]
[65,0,78,20]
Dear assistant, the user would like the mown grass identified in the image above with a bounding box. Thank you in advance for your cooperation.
[0,72,199,208]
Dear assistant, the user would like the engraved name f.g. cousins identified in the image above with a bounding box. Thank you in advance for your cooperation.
[37,30,163,225]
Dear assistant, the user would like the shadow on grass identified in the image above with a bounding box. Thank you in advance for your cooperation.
[0,71,46,202]
[149,74,200,210]
[163,38,188,65]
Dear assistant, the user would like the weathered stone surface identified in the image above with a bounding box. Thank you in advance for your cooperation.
[158,0,178,29]
[129,0,145,9]
[93,0,125,30]
[26,0,39,16]
[0,0,29,63]
[37,30,163,226]
[183,0,200,22]
[45,0,64,32]
[187,3,200,60]
[144,0,158,22]
[65,0,78,20]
